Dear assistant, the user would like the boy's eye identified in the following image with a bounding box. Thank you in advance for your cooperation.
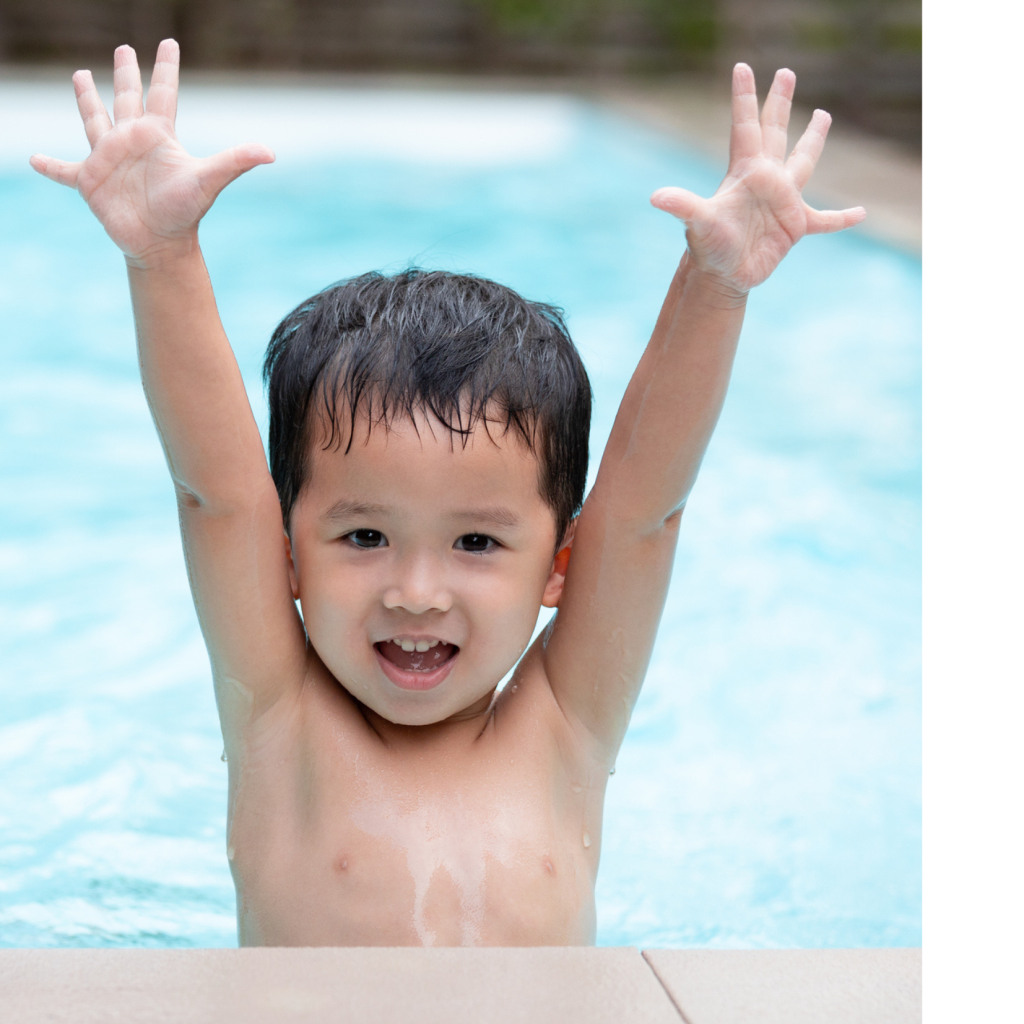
[455,533,495,553]
[345,529,387,549]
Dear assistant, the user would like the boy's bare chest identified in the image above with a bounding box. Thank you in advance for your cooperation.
[227,685,604,946]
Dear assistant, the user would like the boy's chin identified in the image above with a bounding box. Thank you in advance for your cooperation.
[354,675,501,728]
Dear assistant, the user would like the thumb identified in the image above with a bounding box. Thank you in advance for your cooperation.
[30,154,82,189]
[804,202,867,235]
[196,143,275,200]
[650,187,711,227]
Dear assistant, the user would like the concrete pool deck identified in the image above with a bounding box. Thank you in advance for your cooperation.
[0,947,920,1023]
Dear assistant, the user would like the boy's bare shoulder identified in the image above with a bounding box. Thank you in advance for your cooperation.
[497,639,605,752]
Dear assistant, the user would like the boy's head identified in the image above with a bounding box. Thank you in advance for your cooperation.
[263,270,592,724]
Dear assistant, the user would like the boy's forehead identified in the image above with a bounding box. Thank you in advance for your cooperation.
[314,403,538,459]
[304,406,547,507]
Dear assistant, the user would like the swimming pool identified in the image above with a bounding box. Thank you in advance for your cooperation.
[0,82,920,948]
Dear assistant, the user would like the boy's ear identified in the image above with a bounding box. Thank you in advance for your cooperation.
[284,532,300,600]
[541,524,575,608]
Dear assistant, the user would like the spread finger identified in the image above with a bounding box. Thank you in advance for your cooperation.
[760,68,795,163]
[729,63,762,165]
[146,38,180,123]
[73,70,113,147]
[786,110,831,190]
[113,44,144,122]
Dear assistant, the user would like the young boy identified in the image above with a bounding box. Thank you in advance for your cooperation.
[31,41,863,946]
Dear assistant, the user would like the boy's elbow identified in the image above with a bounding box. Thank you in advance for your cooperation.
[641,503,685,538]
[589,489,687,539]
[174,480,204,511]
[173,475,278,518]
[662,504,685,530]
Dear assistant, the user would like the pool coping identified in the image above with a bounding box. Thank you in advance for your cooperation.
[0,947,921,1023]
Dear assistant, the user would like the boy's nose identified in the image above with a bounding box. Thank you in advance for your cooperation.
[381,555,453,615]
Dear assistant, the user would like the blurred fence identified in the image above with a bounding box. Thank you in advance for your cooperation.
[0,0,920,143]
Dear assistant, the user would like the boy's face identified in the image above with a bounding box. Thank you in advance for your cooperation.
[287,409,566,726]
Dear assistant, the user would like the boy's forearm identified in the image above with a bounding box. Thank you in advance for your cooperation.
[590,254,746,528]
[127,242,273,510]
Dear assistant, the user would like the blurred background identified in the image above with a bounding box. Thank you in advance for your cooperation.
[0,0,920,146]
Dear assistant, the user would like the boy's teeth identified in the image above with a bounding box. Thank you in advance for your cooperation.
[392,638,441,653]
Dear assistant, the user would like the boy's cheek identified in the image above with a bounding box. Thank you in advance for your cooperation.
[468,572,547,658]
[294,572,374,657]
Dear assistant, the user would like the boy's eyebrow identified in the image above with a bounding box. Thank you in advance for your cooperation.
[320,500,523,529]
[321,499,392,522]
[447,506,523,529]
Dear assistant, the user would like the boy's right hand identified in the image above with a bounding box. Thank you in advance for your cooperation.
[30,39,274,269]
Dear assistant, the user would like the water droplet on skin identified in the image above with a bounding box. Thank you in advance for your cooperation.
[511,684,518,691]
[220,749,227,762]
[609,766,616,775]
[571,784,583,794]
[227,846,235,861]
[509,758,514,765]
[582,831,591,848]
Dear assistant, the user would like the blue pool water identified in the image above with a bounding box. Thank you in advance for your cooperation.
[0,84,920,948]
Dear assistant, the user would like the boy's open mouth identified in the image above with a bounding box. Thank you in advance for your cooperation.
[374,638,459,691]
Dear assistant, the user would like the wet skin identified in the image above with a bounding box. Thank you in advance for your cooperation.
[227,415,602,945]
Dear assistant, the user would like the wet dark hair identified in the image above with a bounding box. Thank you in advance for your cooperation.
[263,269,591,547]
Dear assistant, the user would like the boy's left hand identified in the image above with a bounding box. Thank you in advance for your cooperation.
[651,64,865,294]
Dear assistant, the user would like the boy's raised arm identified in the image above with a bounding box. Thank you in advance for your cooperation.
[31,42,307,738]
[542,65,865,756]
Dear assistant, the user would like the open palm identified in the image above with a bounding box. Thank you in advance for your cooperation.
[652,64,865,293]
[30,40,273,267]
